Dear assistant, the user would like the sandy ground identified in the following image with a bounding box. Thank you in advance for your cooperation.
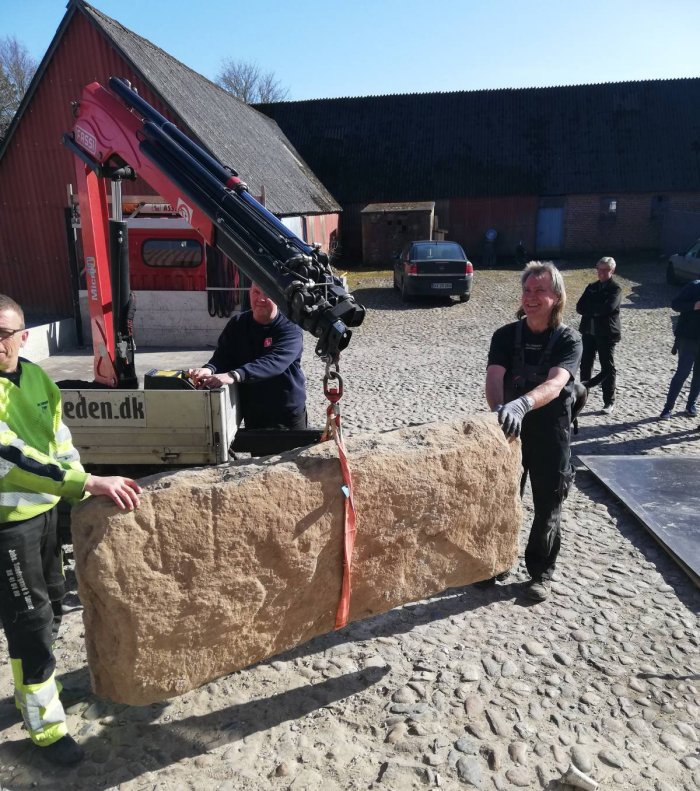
[0,259,698,790]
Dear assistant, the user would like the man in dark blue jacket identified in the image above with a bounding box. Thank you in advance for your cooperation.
[660,279,700,418]
[189,283,307,429]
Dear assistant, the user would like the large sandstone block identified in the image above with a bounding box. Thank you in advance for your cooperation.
[72,416,522,705]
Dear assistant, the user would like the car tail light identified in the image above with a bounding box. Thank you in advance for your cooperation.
[465,261,474,274]
[405,262,418,276]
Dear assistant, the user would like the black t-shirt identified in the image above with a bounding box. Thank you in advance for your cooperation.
[488,321,582,422]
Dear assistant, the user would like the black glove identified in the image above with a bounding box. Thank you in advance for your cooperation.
[497,396,533,438]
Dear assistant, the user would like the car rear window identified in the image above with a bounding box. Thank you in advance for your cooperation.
[412,243,466,261]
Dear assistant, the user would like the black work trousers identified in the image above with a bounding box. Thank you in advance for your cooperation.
[580,334,617,405]
[0,508,64,684]
[520,416,574,581]
[244,407,308,431]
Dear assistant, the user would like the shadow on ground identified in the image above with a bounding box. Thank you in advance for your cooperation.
[0,665,389,789]
[278,582,508,664]
[351,285,467,312]
[572,413,699,455]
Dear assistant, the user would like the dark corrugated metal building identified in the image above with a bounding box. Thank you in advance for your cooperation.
[0,0,340,322]
[258,80,700,263]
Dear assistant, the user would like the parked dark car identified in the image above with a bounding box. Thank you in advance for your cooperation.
[667,239,700,284]
[393,241,473,303]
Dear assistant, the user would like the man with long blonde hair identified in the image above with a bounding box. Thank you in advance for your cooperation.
[485,262,582,601]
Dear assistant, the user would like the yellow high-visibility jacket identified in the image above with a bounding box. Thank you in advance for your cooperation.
[0,360,88,523]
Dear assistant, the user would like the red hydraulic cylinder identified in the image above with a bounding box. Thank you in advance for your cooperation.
[74,160,118,386]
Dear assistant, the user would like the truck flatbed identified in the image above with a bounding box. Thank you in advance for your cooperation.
[36,347,238,467]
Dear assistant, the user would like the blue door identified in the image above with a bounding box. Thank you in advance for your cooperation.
[536,207,564,252]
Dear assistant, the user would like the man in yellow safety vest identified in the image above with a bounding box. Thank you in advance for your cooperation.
[0,293,141,766]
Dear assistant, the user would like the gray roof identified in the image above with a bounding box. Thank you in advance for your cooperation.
[80,2,339,216]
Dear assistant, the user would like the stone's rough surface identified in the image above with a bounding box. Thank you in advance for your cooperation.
[71,417,521,705]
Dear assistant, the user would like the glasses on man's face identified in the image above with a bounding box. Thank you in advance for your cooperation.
[0,328,24,342]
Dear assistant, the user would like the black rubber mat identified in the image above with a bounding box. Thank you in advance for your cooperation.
[579,455,700,586]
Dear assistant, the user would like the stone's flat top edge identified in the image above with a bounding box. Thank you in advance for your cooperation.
[134,415,504,488]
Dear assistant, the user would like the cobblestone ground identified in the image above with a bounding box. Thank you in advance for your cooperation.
[0,260,698,790]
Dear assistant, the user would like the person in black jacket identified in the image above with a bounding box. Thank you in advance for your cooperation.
[660,279,700,418]
[188,283,307,430]
[485,262,582,602]
[576,257,622,415]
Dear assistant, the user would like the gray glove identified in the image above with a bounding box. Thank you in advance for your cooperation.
[497,396,533,438]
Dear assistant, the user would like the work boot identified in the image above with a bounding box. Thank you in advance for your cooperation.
[685,404,698,417]
[525,579,551,602]
[659,408,672,419]
[41,734,85,767]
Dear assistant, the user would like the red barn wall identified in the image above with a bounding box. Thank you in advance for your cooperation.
[303,212,340,254]
[0,13,189,321]
[447,195,539,261]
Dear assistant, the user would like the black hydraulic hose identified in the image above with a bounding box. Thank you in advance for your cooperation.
[108,219,137,387]
[106,77,364,357]
[109,77,313,258]
[140,139,291,311]
[139,129,339,301]
[140,121,301,268]
[141,139,355,356]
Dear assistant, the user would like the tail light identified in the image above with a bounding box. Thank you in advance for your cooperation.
[405,262,418,275]
[465,261,474,274]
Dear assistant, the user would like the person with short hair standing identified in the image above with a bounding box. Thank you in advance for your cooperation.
[188,282,307,430]
[576,256,622,415]
[485,263,582,602]
[0,294,141,766]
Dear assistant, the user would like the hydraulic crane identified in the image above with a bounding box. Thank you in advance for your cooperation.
[61,77,365,465]
[63,76,365,389]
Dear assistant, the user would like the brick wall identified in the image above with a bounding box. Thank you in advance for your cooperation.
[669,194,700,213]
[340,192,700,265]
[448,196,539,264]
[564,192,700,254]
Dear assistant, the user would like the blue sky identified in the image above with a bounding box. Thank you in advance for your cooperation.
[2,0,699,100]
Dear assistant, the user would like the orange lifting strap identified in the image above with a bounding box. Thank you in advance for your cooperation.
[321,362,357,630]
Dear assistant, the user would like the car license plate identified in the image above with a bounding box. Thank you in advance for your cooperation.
[431,282,451,289]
